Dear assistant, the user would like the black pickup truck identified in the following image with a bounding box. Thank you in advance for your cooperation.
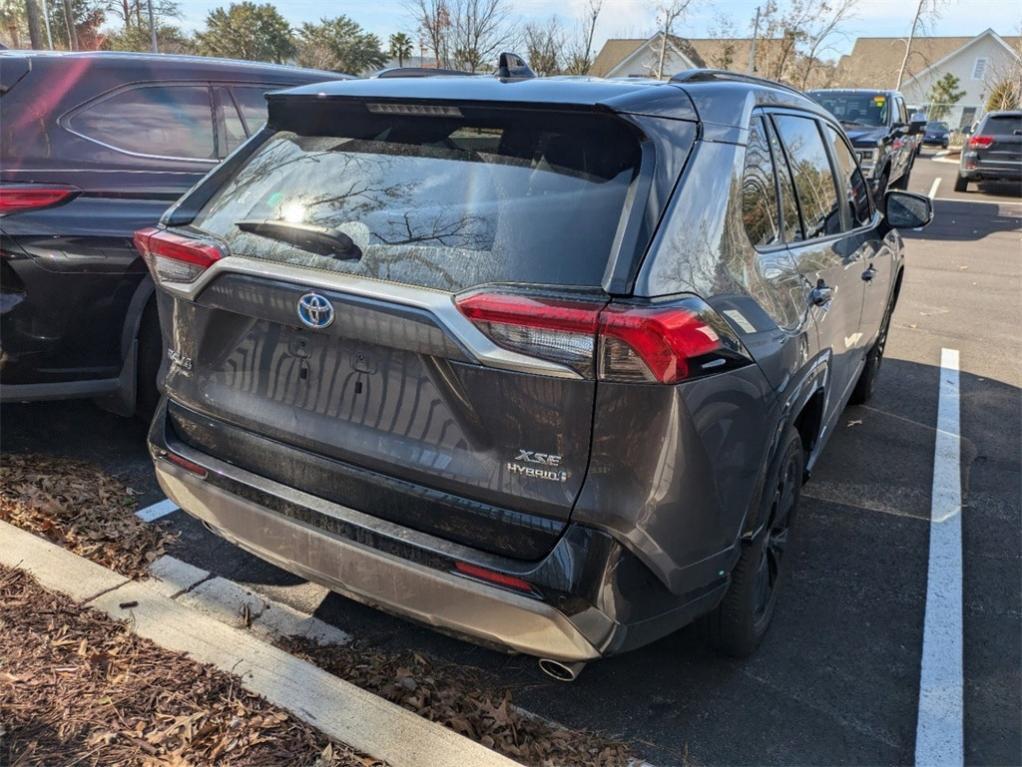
[808,88,925,195]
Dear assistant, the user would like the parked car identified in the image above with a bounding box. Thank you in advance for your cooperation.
[922,120,950,149]
[141,68,932,679]
[808,88,924,194]
[0,51,344,416]
[955,110,1022,192]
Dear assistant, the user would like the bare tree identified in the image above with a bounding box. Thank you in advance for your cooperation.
[523,17,562,76]
[408,0,452,68]
[449,0,511,72]
[751,0,858,86]
[707,12,738,70]
[563,0,602,75]
[796,0,858,88]
[895,0,948,90]
[651,0,696,80]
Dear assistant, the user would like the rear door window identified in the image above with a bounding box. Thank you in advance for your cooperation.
[216,87,247,155]
[825,125,871,228]
[230,86,274,134]
[765,119,803,242]
[773,114,842,239]
[69,84,215,160]
[192,109,642,292]
[741,116,782,248]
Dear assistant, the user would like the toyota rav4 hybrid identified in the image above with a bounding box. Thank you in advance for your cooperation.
[808,88,924,195]
[139,69,933,680]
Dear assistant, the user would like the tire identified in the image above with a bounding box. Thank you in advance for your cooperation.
[954,174,969,193]
[136,300,163,421]
[849,298,893,406]
[704,426,804,658]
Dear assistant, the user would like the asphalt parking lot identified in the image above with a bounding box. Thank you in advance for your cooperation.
[2,153,1019,766]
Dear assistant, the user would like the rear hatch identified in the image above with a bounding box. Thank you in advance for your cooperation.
[974,113,1022,172]
[155,98,649,560]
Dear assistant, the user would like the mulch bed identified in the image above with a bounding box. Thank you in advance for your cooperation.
[0,453,173,578]
[0,564,382,767]
[0,455,638,766]
[281,638,635,767]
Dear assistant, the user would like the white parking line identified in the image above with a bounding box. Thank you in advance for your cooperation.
[915,347,963,766]
[928,178,941,199]
[135,498,178,522]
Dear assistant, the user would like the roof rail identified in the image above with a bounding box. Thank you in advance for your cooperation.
[375,66,474,79]
[670,68,803,96]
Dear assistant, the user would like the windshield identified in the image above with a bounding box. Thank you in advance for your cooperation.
[810,92,890,128]
[192,110,642,292]
[926,121,949,130]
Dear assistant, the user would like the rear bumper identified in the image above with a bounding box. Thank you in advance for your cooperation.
[959,159,1022,181]
[150,400,728,661]
[156,461,604,661]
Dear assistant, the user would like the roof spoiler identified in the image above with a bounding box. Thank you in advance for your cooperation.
[375,52,536,81]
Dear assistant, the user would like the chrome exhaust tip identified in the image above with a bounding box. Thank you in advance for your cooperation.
[538,658,586,682]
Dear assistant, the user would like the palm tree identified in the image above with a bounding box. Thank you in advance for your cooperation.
[389,31,413,67]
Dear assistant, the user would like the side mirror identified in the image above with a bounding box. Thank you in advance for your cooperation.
[908,118,926,135]
[885,190,933,229]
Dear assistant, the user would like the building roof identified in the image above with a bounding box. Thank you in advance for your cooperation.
[834,32,1022,89]
[591,36,789,77]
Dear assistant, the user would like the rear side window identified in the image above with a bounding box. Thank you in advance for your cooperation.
[741,116,781,248]
[773,115,841,239]
[825,126,871,228]
[193,109,642,291]
[69,85,215,160]
[981,114,1022,136]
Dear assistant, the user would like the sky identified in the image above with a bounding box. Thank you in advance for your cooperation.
[171,0,1022,60]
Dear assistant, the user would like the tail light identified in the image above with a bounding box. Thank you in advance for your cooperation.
[968,135,994,149]
[0,183,78,214]
[133,227,224,285]
[456,290,749,384]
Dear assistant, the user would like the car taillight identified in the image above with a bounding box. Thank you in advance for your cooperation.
[455,290,748,384]
[133,227,224,285]
[968,135,994,148]
[0,183,78,214]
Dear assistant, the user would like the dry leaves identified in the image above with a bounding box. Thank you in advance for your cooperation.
[282,638,635,767]
[0,453,173,578]
[0,565,384,767]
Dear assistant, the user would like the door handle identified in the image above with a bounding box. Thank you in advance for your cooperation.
[862,265,877,282]
[810,279,833,307]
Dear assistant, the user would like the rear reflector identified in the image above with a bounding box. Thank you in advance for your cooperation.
[0,184,78,214]
[455,290,746,384]
[453,561,536,594]
[161,450,209,479]
[134,227,224,285]
[968,135,995,149]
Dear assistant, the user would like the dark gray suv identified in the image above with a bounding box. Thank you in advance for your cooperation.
[140,69,932,680]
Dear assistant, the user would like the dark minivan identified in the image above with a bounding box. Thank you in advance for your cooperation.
[0,51,342,415]
[142,70,932,679]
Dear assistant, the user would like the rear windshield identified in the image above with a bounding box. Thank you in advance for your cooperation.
[192,108,642,292]
[981,114,1022,136]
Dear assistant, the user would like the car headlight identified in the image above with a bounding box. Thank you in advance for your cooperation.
[856,147,880,171]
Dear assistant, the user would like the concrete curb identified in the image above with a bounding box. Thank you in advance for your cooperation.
[0,520,520,767]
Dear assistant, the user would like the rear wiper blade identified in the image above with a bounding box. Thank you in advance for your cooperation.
[235,220,362,260]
